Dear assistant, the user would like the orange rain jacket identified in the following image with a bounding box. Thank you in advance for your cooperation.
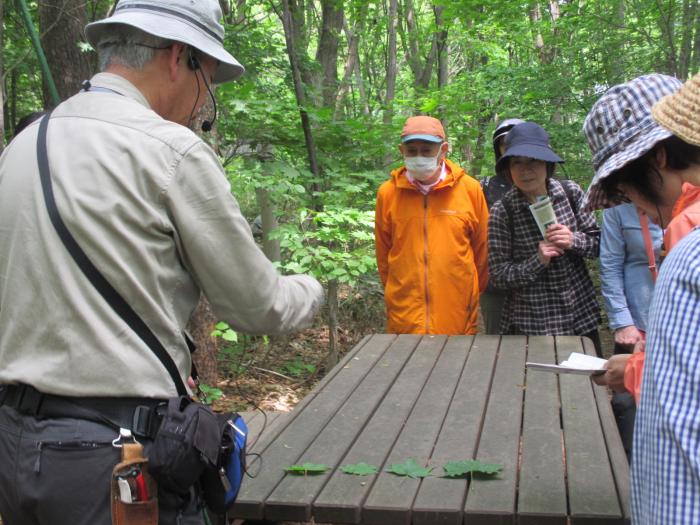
[624,183,700,403]
[375,159,489,335]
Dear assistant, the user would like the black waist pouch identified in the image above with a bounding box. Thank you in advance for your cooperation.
[148,396,220,494]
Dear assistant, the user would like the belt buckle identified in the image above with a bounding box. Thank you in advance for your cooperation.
[16,385,44,415]
[132,404,164,439]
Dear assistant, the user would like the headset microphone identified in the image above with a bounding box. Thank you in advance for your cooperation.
[200,74,217,132]
[187,49,217,133]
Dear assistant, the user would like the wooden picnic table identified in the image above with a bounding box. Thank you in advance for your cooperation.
[232,334,630,524]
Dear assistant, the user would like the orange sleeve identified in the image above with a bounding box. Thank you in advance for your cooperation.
[374,185,392,287]
[624,352,646,404]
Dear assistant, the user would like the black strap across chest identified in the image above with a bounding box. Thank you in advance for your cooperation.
[36,111,187,397]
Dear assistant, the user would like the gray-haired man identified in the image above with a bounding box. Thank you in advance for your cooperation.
[0,1,323,523]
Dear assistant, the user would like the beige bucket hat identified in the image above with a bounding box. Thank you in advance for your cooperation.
[85,0,244,84]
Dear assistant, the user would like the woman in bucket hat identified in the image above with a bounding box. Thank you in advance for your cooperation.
[487,121,601,352]
[583,73,700,525]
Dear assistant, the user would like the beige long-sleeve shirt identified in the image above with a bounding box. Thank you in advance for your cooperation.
[0,73,323,398]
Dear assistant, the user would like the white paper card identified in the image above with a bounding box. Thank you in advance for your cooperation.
[529,196,557,238]
[526,352,607,375]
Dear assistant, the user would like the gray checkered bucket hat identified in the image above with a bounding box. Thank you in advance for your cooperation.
[582,74,682,211]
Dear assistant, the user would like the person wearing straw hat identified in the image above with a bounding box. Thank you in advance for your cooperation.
[582,72,700,525]
[375,115,489,335]
[0,1,323,523]
[487,121,602,353]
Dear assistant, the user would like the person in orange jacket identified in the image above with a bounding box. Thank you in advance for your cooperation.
[374,116,489,335]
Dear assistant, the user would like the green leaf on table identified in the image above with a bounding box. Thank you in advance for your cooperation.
[340,462,379,476]
[386,458,433,479]
[285,463,329,475]
[442,460,503,479]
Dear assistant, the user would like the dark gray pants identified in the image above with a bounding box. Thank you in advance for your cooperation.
[0,405,204,525]
[480,291,507,335]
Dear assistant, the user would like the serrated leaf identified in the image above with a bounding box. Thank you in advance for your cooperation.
[386,458,433,479]
[442,460,503,479]
[215,322,229,330]
[340,462,379,476]
[285,463,329,475]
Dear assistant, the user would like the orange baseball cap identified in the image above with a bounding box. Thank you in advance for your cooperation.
[401,116,445,143]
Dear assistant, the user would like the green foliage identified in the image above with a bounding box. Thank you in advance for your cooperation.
[285,463,330,475]
[211,321,238,343]
[386,458,434,479]
[340,462,379,476]
[280,357,316,377]
[442,460,503,479]
[198,384,224,405]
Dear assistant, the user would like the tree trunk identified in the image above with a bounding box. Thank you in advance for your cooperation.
[435,6,448,89]
[38,0,92,104]
[0,0,5,150]
[316,0,344,107]
[255,187,281,262]
[281,0,321,206]
[186,297,220,387]
[325,279,339,369]
[383,0,398,165]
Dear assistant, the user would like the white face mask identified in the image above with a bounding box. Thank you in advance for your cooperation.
[405,152,441,181]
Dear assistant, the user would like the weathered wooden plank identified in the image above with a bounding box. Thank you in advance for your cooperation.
[411,335,500,525]
[517,336,567,525]
[556,336,624,525]
[262,332,421,522]
[312,335,448,524]
[362,335,472,525]
[582,336,631,525]
[464,335,527,525]
[231,333,401,520]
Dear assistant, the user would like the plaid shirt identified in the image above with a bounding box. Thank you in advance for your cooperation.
[488,178,600,335]
[632,228,700,525]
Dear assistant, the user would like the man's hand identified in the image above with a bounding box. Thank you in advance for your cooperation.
[592,354,632,392]
[545,223,574,250]
[537,241,563,265]
[614,325,644,351]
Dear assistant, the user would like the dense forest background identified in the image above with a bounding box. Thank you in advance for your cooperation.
[1,0,697,399]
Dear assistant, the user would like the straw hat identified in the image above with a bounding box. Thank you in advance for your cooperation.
[652,73,700,146]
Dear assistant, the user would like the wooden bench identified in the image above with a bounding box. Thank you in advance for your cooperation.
[230,334,630,524]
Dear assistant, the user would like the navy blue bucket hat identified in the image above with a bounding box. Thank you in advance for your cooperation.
[496,121,564,170]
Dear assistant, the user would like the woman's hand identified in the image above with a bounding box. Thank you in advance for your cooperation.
[545,223,574,249]
[614,325,644,351]
[537,241,563,265]
[592,354,632,392]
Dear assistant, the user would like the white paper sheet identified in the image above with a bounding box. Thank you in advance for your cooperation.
[526,352,607,375]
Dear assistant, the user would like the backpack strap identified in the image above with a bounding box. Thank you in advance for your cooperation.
[36,111,188,397]
[638,211,658,282]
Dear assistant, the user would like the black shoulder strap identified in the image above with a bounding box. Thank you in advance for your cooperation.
[36,112,188,397]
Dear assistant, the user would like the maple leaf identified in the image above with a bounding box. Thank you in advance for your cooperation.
[340,462,379,476]
[442,460,503,479]
[285,462,329,475]
[386,458,433,479]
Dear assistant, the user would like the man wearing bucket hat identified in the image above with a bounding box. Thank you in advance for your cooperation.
[582,72,700,525]
[375,115,489,335]
[0,1,323,523]
[488,121,601,350]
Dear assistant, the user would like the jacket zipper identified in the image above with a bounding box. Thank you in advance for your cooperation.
[423,194,430,333]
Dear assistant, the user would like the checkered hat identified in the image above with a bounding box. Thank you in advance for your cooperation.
[582,74,682,211]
